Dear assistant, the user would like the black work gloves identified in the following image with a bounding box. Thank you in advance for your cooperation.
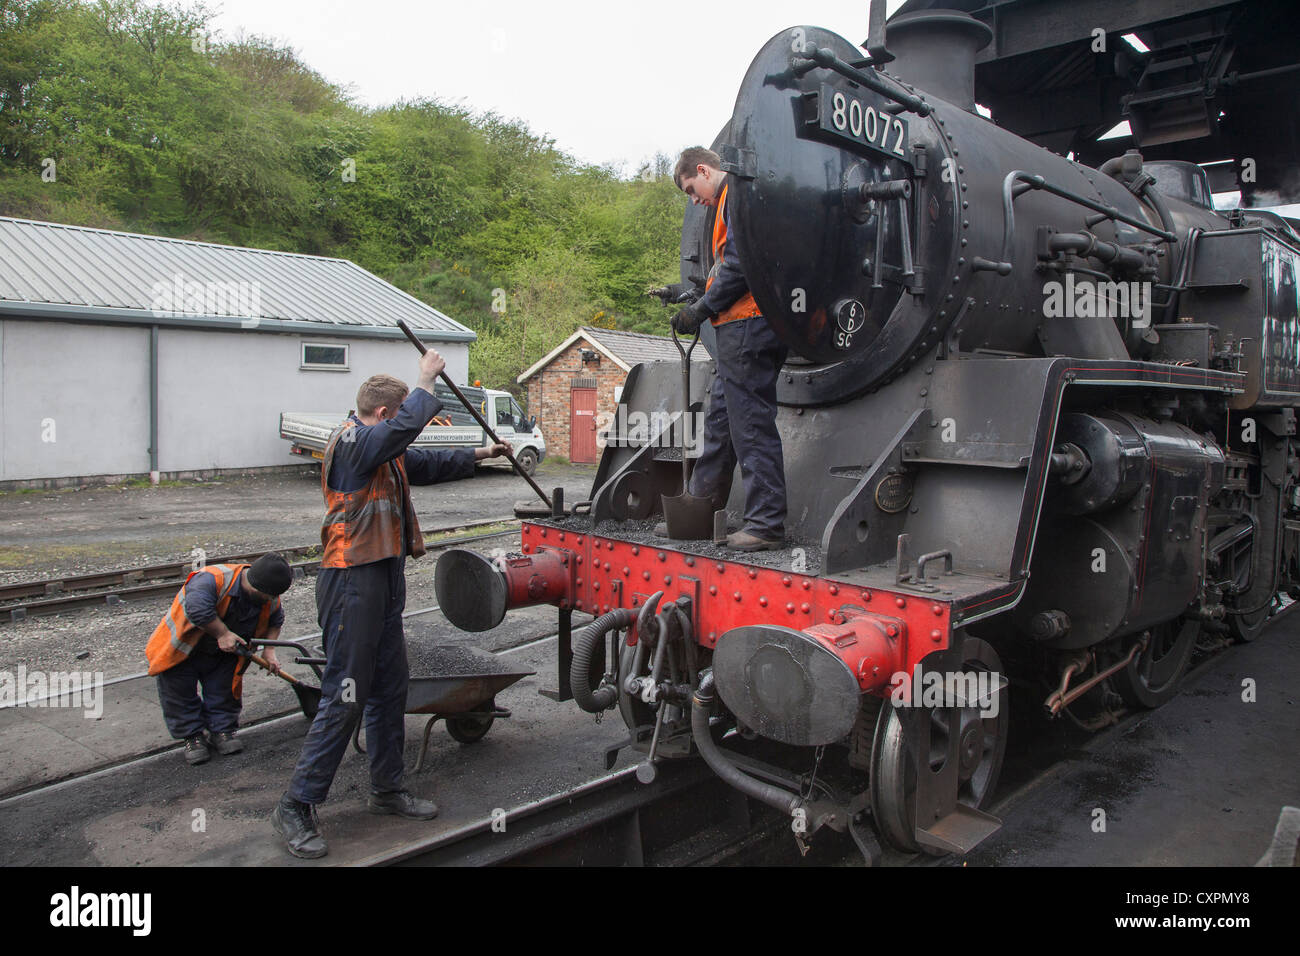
[671,301,709,335]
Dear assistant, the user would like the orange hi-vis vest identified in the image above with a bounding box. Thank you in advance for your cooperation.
[145,564,279,699]
[708,183,762,327]
[320,418,426,568]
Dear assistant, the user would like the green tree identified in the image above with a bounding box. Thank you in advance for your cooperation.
[0,0,688,389]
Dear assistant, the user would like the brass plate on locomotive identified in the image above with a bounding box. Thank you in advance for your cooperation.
[875,472,913,513]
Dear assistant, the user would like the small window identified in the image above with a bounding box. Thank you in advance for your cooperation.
[301,342,349,370]
[495,396,513,427]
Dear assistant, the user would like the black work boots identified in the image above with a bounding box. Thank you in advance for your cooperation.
[183,734,210,765]
[653,520,781,551]
[272,794,327,859]
[272,790,439,859]
[183,731,243,764]
[210,731,243,755]
[368,789,439,819]
[724,530,784,552]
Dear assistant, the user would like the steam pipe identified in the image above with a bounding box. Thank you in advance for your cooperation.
[1139,178,1176,237]
[1046,232,1150,272]
[570,607,636,713]
[790,46,932,117]
[1097,154,1176,238]
[973,170,1176,275]
[691,672,803,816]
[148,325,159,483]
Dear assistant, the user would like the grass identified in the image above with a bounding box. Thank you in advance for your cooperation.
[425,520,518,544]
[0,477,188,496]
[0,541,137,569]
[113,478,186,489]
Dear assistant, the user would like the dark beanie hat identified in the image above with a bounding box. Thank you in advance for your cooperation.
[248,553,292,596]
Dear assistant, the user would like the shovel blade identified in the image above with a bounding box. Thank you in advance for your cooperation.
[294,682,322,720]
[661,493,715,540]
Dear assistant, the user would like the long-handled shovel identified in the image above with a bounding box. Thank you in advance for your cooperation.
[395,319,553,511]
[237,647,321,720]
[661,327,714,539]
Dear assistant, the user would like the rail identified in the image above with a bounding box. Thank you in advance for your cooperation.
[1,518,519,623]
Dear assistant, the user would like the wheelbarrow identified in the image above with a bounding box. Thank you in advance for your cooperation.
[351,644,535,772]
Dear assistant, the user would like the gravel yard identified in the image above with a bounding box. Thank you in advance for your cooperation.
[0,461,596,679]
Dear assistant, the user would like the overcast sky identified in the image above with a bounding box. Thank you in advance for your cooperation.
[183,0,907,173]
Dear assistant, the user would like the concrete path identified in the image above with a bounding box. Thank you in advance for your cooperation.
[0,631,629,866]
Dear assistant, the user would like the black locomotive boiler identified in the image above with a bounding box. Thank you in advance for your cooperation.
[436,10,1300,858]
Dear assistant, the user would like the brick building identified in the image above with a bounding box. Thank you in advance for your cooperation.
[518,326,708,464]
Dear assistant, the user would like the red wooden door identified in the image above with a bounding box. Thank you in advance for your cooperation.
[570,387,598,463]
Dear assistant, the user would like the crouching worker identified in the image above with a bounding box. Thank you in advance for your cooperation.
[146,553,293,765]
[273,349,508,860]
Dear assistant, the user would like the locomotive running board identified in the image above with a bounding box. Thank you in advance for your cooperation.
[904,672,1005,855]
[916,804,1002,855]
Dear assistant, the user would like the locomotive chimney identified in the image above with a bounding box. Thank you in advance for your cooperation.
[882,9,992,114]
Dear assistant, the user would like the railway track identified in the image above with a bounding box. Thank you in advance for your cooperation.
[0,517,520,623]
[378,604,1297,868]
[3,597,1288,865]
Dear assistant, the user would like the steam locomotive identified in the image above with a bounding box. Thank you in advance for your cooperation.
[436,10,1300,859]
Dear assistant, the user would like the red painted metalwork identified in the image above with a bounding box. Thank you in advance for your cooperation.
[499,547,574,611]
[518,522,951,688]
[797,607,908,694]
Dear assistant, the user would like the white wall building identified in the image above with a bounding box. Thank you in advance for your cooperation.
[0,217,475,486]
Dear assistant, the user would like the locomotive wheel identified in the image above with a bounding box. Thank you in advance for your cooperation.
[1113,617,1198,709]
[869,636,1008,855]
[1227,596,1274,643]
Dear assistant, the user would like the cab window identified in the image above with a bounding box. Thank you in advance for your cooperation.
[495,396,514,428]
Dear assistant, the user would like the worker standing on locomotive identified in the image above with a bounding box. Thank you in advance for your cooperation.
[146,553,293,765]
[663,146,788,551]
[272,352,509,859]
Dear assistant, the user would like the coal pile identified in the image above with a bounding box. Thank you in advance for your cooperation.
[403,637,523,678]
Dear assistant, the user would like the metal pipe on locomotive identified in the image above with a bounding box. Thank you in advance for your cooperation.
[436,10,1300,859]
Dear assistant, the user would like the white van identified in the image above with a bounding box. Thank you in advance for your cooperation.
[280,385,546,475]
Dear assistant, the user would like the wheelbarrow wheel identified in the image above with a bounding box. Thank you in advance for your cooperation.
[446,712,494,744]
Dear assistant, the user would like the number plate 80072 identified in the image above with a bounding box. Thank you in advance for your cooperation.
[817,83,908,159]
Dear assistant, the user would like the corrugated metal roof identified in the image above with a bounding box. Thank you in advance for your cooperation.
[0,217,475,341]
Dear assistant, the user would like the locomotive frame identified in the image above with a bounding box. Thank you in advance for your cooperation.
[436,9,1300,861]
